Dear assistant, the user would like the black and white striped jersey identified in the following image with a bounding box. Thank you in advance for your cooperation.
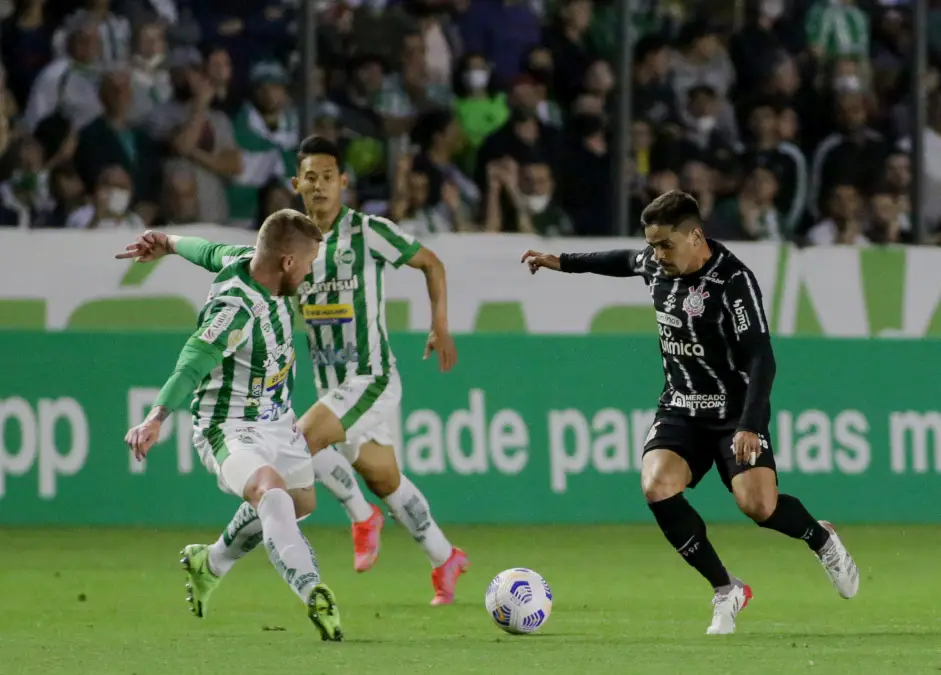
[559,240,776,432]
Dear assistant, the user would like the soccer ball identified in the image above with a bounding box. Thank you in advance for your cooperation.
[485,568,553,634]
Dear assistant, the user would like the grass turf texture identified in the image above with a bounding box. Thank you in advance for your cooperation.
[1,525,939,675]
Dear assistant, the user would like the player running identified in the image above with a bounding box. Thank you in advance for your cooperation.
[521,190,859,635]
[123,209,343,641]
[118,136,468,610]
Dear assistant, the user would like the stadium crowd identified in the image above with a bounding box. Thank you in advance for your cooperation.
[0,0,932,244]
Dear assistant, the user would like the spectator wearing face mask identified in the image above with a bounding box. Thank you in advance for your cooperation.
[521,45,563,128]
[519,161,573,236]
[66,163,143,228]
[677,84,739,185]
[0,135,56,227]
[452,53,509,168]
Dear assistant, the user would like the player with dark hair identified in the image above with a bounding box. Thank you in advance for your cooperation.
[521,189,859,635]
[119,136,469,614]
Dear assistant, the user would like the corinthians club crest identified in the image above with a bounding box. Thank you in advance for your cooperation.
[683,280,710,318]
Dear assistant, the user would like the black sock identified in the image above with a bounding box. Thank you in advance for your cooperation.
[757,494,830,552]
[648,493,731,589]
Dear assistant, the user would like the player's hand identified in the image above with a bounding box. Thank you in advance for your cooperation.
[423,328,457,372]
[732,430,762,466]
[125,419,162,462]
[114,231,172,263]
[521,250,561,274]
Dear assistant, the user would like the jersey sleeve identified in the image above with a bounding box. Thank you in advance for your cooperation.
[153,338,227,410]
[195,300,255,356]
[364,216,423,268]
[175,237,256,273]
[559,248,650,277]
[722,268,776,432]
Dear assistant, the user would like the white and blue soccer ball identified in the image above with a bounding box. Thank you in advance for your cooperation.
[485,568,553,635]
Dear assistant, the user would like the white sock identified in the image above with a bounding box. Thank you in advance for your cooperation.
[383,475,452,567]
[311,448,374,522]
[208,502,262,577]
[257,488,321,602]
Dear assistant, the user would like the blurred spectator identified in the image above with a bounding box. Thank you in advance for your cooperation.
[544,0,597,109]
[867,182,911,244]
[75,67,159,223]
[729,0,805,97]
[376,30,452,162]
[521,45,563,128]
[411,108,478,219]
[66,163,143,227]
[809,91,888,220]
[343,0,417,67]
[1,0,55,111]
[709,161,783,242]
[456,0,541,87]
[0,135,55,227]
[739,98,808,235]
[412,0,462,88]
[452,52,509,168]
[672,21,738,145]
[229,61,298,226]
[509,72,562,130]
[53,0,131,67]
[48,162,86,225]
[898,90,941,230]
[205,46,241,118]
[559,111,610,236]
[476,106,558,196]
[24,18,103,132]
[483,157,532,233]
[676,84,739,185]
[33,111,79,172]
[680,160,718,222]
[807,182,868,245]
[520,160,573,235]
[806,0,869,61]
[128,19,171,124]
[254,176,295,229]
[146,46,242,224]
[156,165,199,225]
[582,58,614,115]
[631,36,680,133]
[391,156,468,236]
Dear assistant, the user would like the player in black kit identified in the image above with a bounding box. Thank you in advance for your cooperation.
[521,190,859,635]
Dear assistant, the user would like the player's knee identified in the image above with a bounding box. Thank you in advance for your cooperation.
[641,471,685,503]
[242,465,287,507]
[735,489,777,523]
[300,407,345,453]
[290,486,316,518]
[359,462,400,498]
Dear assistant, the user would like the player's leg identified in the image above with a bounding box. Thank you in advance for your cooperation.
[196,486,315,586]
[308,446,378,541]
[723,435,859,600]
[642,417,751,635]
[351,439,468,605]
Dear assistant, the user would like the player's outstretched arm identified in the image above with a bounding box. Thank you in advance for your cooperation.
[115,231,253,273]
[522,249,643,277]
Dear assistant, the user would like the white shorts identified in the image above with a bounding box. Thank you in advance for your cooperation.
[318,371,401,464]
[193,411,314,497]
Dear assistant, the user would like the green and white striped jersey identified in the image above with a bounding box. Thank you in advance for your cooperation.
[296,206,420,392]
[191,256,298,427]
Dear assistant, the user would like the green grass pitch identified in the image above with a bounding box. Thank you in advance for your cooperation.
[1,524,939,674]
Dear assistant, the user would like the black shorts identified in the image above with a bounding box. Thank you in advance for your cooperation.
[642,411,777,492]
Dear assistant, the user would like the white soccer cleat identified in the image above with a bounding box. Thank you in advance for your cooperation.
[706,578,752,635]
[815,520,859,599]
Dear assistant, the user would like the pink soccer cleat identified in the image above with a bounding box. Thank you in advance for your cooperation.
[352,504,384,573]
[430,548,470,606]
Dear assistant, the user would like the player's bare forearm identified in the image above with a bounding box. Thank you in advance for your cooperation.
[559,249,639,277]
[408,247,449,332]
[737,341,776,433]
[145,405,171,424]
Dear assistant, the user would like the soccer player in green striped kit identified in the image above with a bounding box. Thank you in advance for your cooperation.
[124,209,344,640]
[119,136,468,614]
